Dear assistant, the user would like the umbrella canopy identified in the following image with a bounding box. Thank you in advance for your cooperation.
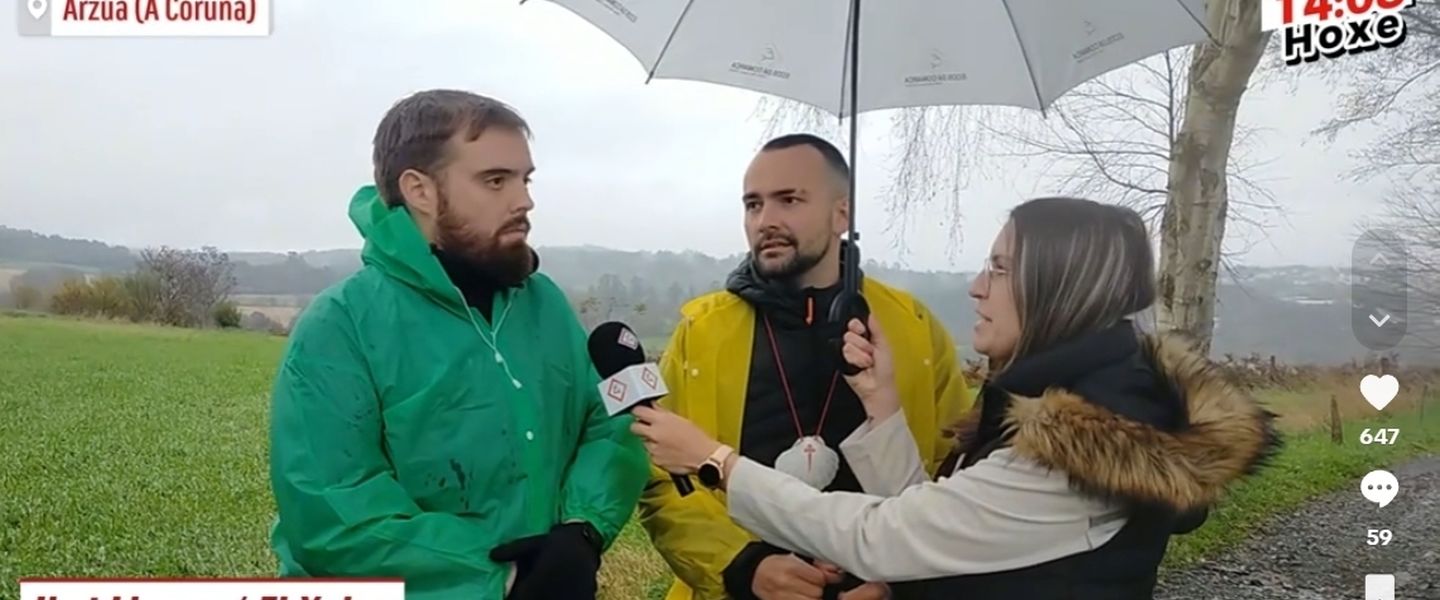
[525,0,1215,370]
[525,0,1213,117]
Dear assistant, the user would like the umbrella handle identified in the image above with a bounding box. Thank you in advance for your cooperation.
[829,289,871,377]
[831,237,870,376]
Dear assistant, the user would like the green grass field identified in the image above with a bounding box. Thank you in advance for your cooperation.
[0,314,1436,600]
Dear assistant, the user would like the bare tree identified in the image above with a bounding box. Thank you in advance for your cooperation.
[136,246,237,328]
[1367,182,1440,354]
[1156,0,1272,352]
[1296,0,1440,167]
[977,46,1278,240]
[1283,1,1440,356]
[576,294,624,331]
[755,0,1275,352]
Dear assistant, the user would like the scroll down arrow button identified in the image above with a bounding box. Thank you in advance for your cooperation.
[1370,313,1391,327]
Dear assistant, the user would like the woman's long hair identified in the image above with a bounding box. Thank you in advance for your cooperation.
[991,197,1157,374]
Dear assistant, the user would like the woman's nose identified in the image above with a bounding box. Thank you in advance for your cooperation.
[968,272,986,299]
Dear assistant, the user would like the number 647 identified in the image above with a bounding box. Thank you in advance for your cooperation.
[1360,428,1400,445]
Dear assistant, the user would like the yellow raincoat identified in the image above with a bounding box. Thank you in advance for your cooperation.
[638,276,975,600]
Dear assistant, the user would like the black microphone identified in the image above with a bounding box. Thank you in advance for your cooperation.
[587,321,697,496]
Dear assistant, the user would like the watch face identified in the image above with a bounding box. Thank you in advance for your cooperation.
[699,463,721,487]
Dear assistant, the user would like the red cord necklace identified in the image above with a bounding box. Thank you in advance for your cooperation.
[762,313,842,489]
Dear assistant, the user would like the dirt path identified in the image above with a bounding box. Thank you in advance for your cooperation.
[1155,455,1440,599]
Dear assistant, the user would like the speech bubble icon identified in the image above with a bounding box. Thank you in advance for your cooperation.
[1361,470,1399,508]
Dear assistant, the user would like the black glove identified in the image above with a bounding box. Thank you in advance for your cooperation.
[489,522,603,600]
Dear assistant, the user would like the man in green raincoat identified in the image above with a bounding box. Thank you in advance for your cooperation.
[267,89,650,600]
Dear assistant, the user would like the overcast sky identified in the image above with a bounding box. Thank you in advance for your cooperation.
[0,0,1390,272]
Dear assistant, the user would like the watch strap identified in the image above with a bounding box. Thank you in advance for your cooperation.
[708,444,735,469]
[700,444,735,487]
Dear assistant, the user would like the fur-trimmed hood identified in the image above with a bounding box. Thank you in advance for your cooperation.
[950,332,1281,513]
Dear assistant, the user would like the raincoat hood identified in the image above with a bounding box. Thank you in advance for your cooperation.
[347,185,539,318]
[948,325,1282,513]
[723,241,862,329]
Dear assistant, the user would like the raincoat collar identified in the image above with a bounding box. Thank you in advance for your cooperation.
[724,240,861,329]
[348,184,488,319]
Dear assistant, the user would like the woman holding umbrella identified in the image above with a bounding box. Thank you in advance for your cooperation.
[631,196,1280,599]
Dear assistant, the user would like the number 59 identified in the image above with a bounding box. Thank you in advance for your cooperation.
[1367,529,1393,545]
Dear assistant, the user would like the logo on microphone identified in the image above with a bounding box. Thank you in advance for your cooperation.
[617,328,639,350]
[606,379,628,405]
[597,362,670,416]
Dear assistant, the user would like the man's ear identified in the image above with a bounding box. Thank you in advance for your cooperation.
[398,169,440,218]
[832,194,851,236]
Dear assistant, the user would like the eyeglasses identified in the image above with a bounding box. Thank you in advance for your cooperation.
[976,256,1010,294]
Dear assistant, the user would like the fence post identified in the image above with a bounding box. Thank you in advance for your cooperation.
[1330,394,1344,445]
[1422,384,1429,424]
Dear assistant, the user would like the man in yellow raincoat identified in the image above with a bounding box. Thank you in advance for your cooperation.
[639,134,974,600]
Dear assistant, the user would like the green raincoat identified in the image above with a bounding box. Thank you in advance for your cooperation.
[267,185,650,600]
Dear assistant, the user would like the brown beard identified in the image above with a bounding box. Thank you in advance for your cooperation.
[434,191,535,286]
[754,231,829,283]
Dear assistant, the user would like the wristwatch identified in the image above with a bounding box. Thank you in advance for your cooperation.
[697,444,735,488]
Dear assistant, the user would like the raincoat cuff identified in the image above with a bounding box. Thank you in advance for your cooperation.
[557,520,605,558]
[560,512,614,550]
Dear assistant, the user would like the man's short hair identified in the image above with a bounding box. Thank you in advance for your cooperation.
[372,89,531,207]
[760,133,852,195]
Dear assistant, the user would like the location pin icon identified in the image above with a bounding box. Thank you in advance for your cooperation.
[28,0,48,20]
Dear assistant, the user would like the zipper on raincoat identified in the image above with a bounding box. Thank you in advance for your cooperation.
[448,282,549,535]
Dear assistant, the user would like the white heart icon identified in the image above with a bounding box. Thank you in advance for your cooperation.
[1360,374,1399,411]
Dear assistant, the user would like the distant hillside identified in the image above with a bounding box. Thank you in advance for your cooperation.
[0,226,136,271]
[0,224,1425,365]
[230,248,358,270]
